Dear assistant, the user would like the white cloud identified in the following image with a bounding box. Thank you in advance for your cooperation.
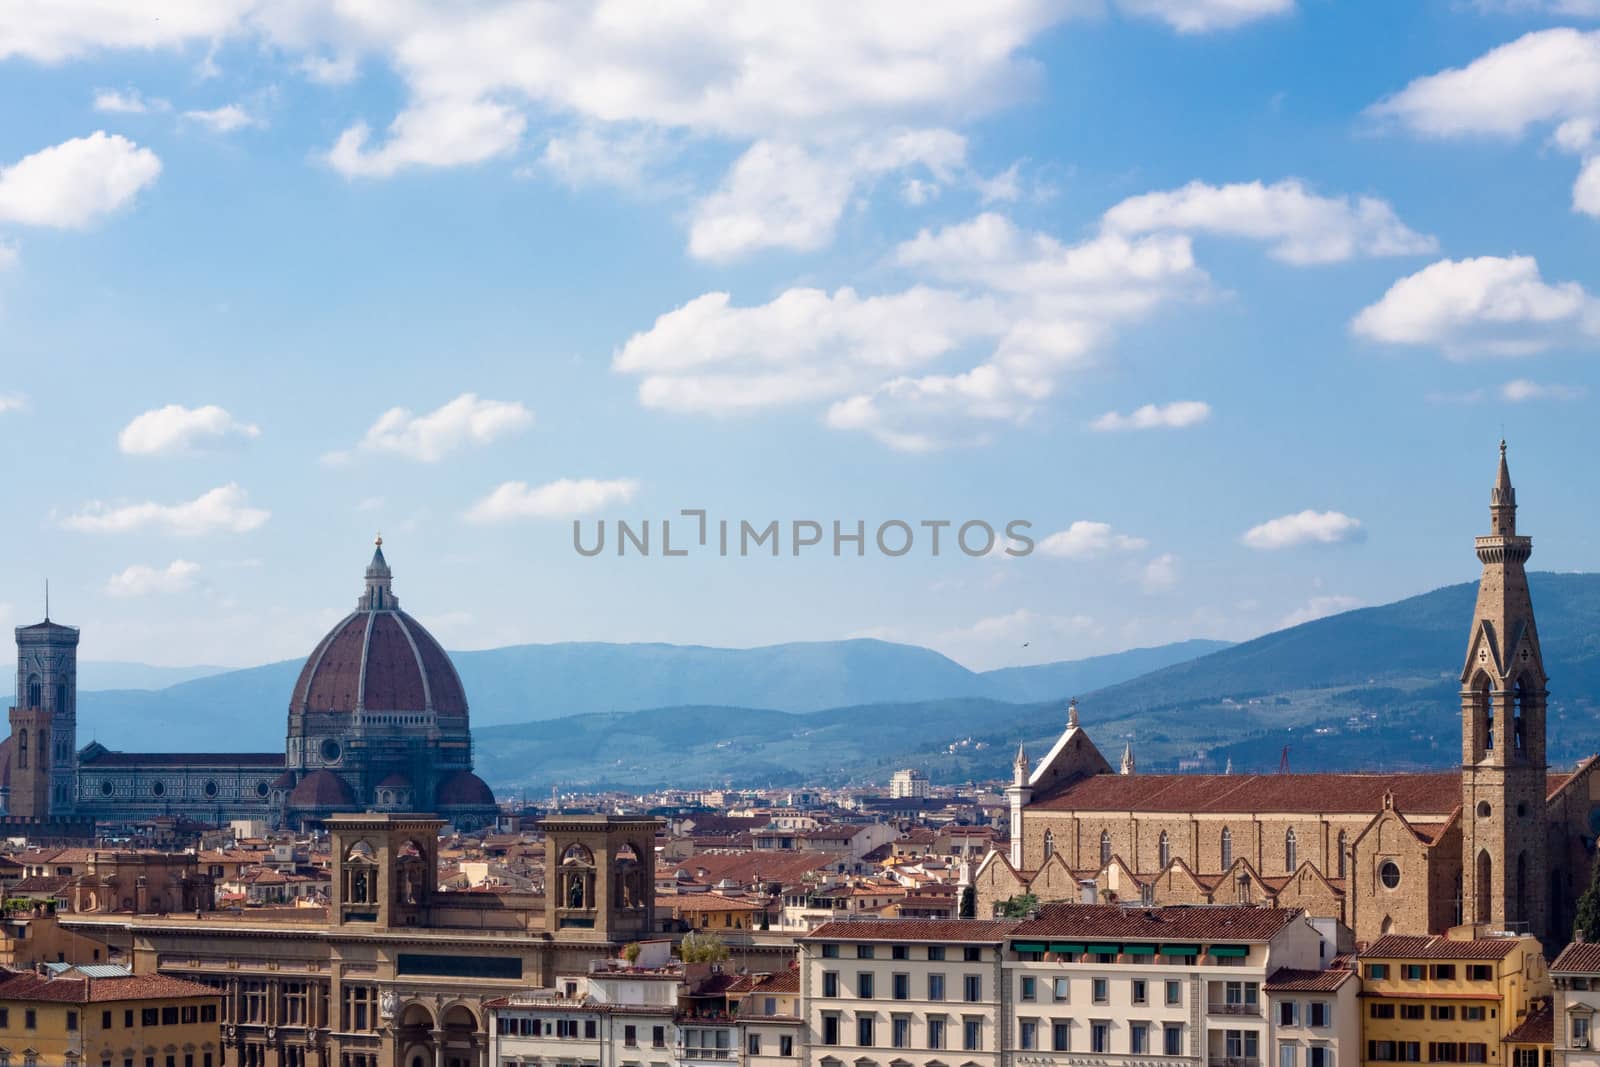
[537,126,675,191]
[105,559,200,598]
[1037,520,1149,559]
[1471,0,1600,12]
[1371,29,1600,217]
[466,478,640,523]
[0,0,253,63]
[1090,400,1211,431]
[325,98,527,179]
[976,162,1024,204]
[339,393,533,462]
[1242,510,1364,550]
[687,130,966,261]
[93,88,169,114]
[1502,378,1587,401]
[1278,594,1363,629]
[0,132,161,230]
[117,404,261,456]
[1101,178,1436,264]
[0,392,26,413]
[1141,553,1180,592]
[1351,255,1600,357]
[62,484,270,536]
[182,104,260,133]
[1116,0,1294,33]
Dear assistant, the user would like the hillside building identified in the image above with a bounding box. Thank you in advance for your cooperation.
[977,444,1600,945]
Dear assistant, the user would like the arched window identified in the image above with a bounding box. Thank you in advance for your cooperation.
[1480,675,1495,755]
[1042,830,1054,862]
[1513,679,1527,756]
[16,729,26,769]
[1099,831,1112,866]
[1158,831,1170,869]
[53,683,66,713]
[25,675,40,708]
[1336,831,1347,879]
[1476,850,1493,923]
[1220,826,1232,869]
[1285,827,1297,872]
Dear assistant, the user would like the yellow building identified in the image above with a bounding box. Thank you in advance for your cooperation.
[1358,930,1550,1065]
[655,891,770,932]
[0,965,222,1066]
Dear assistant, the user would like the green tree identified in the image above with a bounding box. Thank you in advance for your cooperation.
[959,886,976,919]
[1575,856,1600,943]
[997,892,1039,919]
[622,942,642,966]
[679,930,731,964]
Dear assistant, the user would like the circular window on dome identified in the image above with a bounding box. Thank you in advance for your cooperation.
[321,739,342,763]
[1476,801,1491,818]
[1379,860,1401,889]
[204,780,218,798]
[100,780,113,797]
[151,781,165,797]
[256,781,270,798]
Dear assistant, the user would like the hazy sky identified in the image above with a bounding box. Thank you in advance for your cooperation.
[3,0,1599,672]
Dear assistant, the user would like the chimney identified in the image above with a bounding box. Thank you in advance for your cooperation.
[1078,879,1097,905]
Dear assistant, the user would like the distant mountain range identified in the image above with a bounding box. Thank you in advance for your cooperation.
[19,572,1600,793]
[14,637,1227,756]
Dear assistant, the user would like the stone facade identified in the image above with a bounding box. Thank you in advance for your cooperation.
[984,445,1599,947]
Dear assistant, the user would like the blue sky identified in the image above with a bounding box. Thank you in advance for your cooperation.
[2,0,1599,672]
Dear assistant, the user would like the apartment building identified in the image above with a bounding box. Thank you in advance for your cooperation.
[1267,966,1360,1067]
[1550,941,1600,1067]
[738,969,802,1067]
[0,965,223,1067]
[1002,903,1331,1067]
[799,919,1018,1067]
[1356,931,1550,1066]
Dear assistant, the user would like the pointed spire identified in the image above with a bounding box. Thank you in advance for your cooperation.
[1120,743,1136,776]
[1067,698,1080,730]
[1224,757,1233,775]
[358,535,399,611]
[1489,439,1517,537]
[1014,741,1030,773]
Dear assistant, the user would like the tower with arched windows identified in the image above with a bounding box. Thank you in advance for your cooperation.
[8,617,78,817]
[541,815,661,942]
[1460,442,1548,937]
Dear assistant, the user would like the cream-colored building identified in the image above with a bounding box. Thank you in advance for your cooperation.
[738,969,801,1067]
[1551,941,1600,1067]
[1266,965,1359,1067]
[1002,903,1329,1066]
[799,919,1016,1067]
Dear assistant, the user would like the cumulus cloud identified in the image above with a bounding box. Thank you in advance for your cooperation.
[1351,255,1600,357]
[1242,510,1364,550]
[93,88,169,114]
[0,132,161,229]
[466,478,639,523]
[1101,179,1436,264]
[1502,378,1587,401]
[0,393,24,413]
[117,404,261,456]
[1090,400,1211,431]
[1116,0,1294,33]
[334,393,533,463]
[1370,29,1600,217]
[537,126,677,191]
[105,560,200,597]
[1141,553,1180,592]
[182,104,260,133]
[1037,521,1149,559]
[688,130,967,261]
[324,98,527,179]
[62,484,269,536]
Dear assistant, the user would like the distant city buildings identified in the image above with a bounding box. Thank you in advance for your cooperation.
[889,770,930,800]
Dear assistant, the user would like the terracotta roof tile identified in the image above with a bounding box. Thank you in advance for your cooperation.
[803,919,1022,943]
[1365,934,1524,960]
[0,970,219,1003]
[1266,967,1354,992]
[1015,903,1299,942]
[1506,1001,1553,1045]
[1551,942,1600,973]
[1030,771,1463,815]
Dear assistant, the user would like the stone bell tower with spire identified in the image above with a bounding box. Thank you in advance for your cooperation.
[9,613,80,818]
[1460,441,1547,937]
[1007,742,1031,868]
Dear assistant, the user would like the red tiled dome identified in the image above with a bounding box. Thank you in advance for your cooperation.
[376,772,412,790]
[288,769,356,808]
[436,770,496,807]
[289,612,466,715]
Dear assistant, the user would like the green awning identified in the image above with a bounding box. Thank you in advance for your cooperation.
[1087,944,1122,955]
[1048,942,1085,954]
[1012,942,1048,954]
[1122,943,1156,955]
[1208,945,1250,957]
[1160,945,1201,957]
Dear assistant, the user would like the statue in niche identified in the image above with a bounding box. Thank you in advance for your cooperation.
[569,873,586,909]
[351,869,369,904]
